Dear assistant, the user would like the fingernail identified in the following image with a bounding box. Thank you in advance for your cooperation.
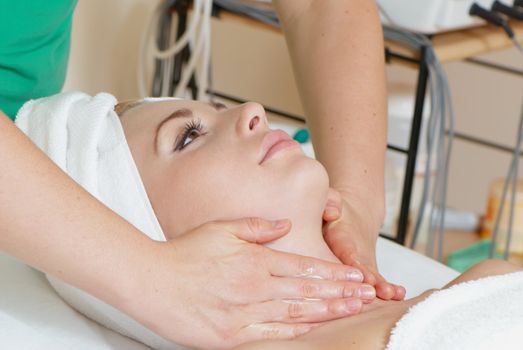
[345,299,362,314]
[347,270,364,282]
[357,285,376,299]
[326,207,340,218]
[274,219,290,230]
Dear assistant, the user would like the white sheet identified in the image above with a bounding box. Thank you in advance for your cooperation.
[0,238,458,349]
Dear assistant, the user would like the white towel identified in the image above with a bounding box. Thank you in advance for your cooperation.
[16,92,188,350]
[386,271,523,350]
[15,91,165,242]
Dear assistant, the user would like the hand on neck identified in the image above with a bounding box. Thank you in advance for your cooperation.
[264,192,340,264]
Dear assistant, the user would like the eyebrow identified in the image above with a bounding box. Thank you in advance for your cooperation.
[209,101,227,111]
[155,101,227,132]
[154,108,194,153]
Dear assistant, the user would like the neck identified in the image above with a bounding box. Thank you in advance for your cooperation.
[265,199,340,264]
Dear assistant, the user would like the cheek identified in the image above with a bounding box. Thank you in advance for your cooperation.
[150,152,329,237]
[221,157,330,220]
[155,154,254,236]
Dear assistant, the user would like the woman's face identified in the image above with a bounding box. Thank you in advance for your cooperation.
[120,100,329,238]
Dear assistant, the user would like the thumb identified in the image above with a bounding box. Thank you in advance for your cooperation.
[323,188,342,222]
[226,217,291,243]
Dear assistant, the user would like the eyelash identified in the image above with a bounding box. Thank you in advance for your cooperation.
[174,119,206,151]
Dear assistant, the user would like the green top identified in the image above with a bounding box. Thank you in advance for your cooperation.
[0,0,78,120]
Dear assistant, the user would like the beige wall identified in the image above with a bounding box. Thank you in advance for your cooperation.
[64,0,162,98]
[64,0,523,215]
[444,49,523,213]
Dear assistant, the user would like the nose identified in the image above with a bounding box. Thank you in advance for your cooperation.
[235,102,268,137]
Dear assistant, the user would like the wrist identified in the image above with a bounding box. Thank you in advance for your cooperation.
[102,237,166,319]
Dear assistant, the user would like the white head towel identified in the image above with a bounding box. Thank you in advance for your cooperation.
[15,91,165,242]
[16,91,187,349]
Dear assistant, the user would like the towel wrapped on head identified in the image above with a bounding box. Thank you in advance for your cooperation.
[15,91,187,350]
[15,91,165,242]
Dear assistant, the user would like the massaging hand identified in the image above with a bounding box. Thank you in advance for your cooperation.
[323,189,406,301]
[132,218,373,349]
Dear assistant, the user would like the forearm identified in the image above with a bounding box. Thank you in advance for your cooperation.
[275,0,387,225]
[0,113,152,307]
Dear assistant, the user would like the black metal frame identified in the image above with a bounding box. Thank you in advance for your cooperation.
[383,43,523,245]
[384,46,430,245]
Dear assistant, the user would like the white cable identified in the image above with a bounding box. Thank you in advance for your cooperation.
[138,0,212,98]
[490,99,523,259]
[197,0,212,100]
[153,0,203,59]
[385,27,455,256]
[160,13,178,97]
[174,0,212,98]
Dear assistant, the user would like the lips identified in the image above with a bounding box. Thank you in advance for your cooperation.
[259,129,300,164]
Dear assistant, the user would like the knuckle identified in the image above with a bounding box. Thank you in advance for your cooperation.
[261,325,280,340]
[342,284,354,298]
[293,324,312,338]
[332,268,349,281]
[245,246,270,272]
[246,217,264,233]
[297,258,315,276]
[300,281,320,298]
[287,301,303,319]
[327,300,344,315]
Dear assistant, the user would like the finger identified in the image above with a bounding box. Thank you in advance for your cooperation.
[375,281,396,300]
[267,250,364,282]
[353,264,404,301]
[322,188,342,222]
[236,322,320,344]
[269,277,375,301]
[244,297,362,324]
[354,261,378,286]
[360,267,405,301]
[393,285,407,301]
[220,217,292,243]
[335,250,378,286]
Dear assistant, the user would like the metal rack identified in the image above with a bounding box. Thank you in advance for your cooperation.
[151,0,429,245]
[151,1,523,246]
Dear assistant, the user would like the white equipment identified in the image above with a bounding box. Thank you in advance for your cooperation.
[378,0,501,34]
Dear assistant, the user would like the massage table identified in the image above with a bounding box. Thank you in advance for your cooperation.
[0,238,458,349]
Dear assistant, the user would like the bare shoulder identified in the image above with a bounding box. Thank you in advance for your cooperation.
[444,259,521,289]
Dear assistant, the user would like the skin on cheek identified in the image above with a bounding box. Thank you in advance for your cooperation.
[158,152,329,240]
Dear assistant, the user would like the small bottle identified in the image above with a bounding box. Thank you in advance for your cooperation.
[481,178,523,255]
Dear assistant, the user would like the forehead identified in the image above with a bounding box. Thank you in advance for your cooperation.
[120,99,217,128]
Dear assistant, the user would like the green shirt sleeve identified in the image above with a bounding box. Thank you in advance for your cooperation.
[0,0,78,120]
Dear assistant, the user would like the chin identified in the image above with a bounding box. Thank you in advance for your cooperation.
[283,155,330,204]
